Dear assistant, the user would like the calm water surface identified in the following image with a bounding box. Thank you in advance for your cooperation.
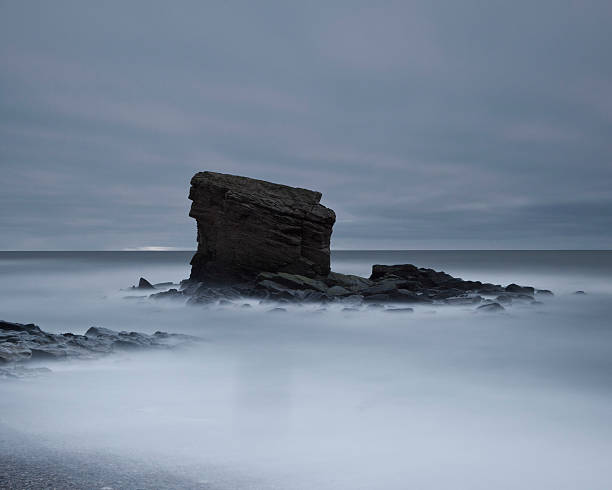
[0,251,611,489]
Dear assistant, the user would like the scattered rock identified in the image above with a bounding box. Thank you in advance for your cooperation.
[137,277,155,290]
[496,295,513,305]
[384,307,414,313]
[478,283,506,294]
[505,283,535,295]
[0,320,200,368]
[267,307,287,313]
[477,302,505,312]
[445,295,482,305]
[0,365,52,379]
[363,293,392,303]
[150,288,185,300]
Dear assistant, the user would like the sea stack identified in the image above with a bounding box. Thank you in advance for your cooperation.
[188,171,336,284]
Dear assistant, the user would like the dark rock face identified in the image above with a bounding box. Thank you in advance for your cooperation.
[138,277,155,289]
[128,277,156,291]
[188,171,336,284]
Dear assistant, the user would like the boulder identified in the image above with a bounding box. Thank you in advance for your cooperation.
[505,283,535,295]
[370,264,420,281]
[495,294,513,305]
[188,171,335,283]
[137,277,155,289]
[477,302,505,312]
[445,295,482,305]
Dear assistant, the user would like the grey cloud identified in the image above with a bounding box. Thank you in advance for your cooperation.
[0,0,611,249]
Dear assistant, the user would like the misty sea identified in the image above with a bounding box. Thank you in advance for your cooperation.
[1,250,611,489]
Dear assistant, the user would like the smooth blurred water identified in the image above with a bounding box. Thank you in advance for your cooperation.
[1,251,611,489]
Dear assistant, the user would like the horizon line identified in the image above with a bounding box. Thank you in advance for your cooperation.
[1,249,611,253]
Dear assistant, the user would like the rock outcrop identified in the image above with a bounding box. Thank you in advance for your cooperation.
[0,320,200,377]
[160,262,542,310]
[154,172,550,311]
[188,172,336,284]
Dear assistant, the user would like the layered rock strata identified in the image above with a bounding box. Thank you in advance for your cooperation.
[188,172,336,283]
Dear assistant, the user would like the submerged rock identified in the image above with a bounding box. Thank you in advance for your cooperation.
[477,302,505,312]
[0,365,52,379]
[188,171,336,284]
[267,307,287,313]
[384,307,414,313]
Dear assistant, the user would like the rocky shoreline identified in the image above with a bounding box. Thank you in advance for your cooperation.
[0,320,200,378]
[146,262,552,312]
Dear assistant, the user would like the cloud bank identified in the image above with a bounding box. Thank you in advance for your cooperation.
[1,0,611,249]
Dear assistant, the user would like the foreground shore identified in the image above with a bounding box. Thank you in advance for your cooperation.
[0,425,208,490]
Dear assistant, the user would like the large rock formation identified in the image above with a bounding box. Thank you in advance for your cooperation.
[188,172,336,283]
[165,171,549,311]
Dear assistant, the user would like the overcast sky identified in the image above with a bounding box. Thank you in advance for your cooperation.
[1,0,611,250]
